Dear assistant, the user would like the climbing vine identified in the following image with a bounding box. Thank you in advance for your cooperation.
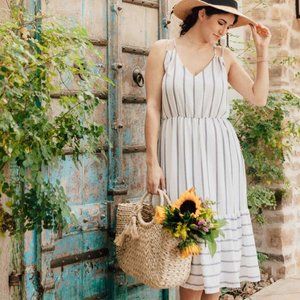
[0,4,111,235]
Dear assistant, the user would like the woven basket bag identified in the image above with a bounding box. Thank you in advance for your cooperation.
[114,188,192,289]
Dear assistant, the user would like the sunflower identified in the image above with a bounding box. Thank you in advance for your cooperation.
[154,206,166,224]
[172,187,202,218]
[180,242,202,258]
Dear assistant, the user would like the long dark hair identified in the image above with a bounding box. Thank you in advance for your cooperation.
[180,6,239,36]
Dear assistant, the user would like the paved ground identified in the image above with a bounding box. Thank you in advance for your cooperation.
[249,275,300,300]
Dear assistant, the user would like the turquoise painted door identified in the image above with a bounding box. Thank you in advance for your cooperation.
[22,0,175,299]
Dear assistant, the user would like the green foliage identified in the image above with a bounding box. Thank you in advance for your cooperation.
[229,92,300,223]
[0,7,110,235]
[257,252,269,266]
[247,186,276,224]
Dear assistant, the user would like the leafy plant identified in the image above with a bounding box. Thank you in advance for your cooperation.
[229,92,300,223]
[0,5,111,235]
[257,252,269,266]
[247,186,277,224]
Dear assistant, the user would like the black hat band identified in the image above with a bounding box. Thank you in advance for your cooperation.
[203,0,238,9]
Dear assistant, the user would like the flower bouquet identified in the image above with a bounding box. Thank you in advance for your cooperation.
[155,186,226,258]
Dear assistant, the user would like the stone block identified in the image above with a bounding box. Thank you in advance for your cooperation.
[283,160,300,172]
[270,65,290,85]
[281,227,295,247]
[270,0,288,3]
[261,260,283,279]
[270,5,282,20]
[266,227,282,249]
[263,210,295,224]
[276,265,287,278]
[276,263,296,278]
[280,5,294,20]
[295,249,300,268]
[251,7,267,20]
[292,19,300,31]
[254,235,263,247]
[269,23,290,46]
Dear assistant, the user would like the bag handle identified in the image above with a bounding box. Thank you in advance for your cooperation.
[137,188,172,208]
[137,188,172,227]
[114,189,172,246]
[158,188,172,206]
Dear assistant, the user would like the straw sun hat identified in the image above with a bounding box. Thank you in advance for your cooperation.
[171,0,257,28]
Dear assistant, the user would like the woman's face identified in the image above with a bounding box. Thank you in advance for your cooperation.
[197,10,236,44]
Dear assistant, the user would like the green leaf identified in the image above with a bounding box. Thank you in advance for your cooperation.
[207,240,217,256]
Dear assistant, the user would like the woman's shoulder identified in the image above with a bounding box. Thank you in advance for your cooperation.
[149,39,173,52]
[214,45,233,57]
[146,39,172,71]
[147,39,174,63]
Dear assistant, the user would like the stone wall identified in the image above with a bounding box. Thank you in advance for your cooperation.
[244,0,300,279]
[246,0,300,94]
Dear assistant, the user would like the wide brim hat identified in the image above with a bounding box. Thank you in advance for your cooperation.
[172,0,257,28]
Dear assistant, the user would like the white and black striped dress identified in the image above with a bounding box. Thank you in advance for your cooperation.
[157,38,261,294]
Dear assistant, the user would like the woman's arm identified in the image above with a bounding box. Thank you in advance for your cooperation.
[144,39,169,193]
[144,39,168,167]
[226,23,272,107]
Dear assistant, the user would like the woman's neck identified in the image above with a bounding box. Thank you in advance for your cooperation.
[180,26,211,50]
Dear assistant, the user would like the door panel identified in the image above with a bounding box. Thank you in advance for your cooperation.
[122,52,147,98]
[121,2,159,48]
[41,0,107,40]
[123,152,147,198]
[22,0,175,299]
[123,103,146,146]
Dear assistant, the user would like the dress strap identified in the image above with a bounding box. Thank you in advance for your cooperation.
[173,38,177,50]
[213,44,217,56]
[220,44,224,57]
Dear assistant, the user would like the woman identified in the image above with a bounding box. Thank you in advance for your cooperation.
[144,0,271,299]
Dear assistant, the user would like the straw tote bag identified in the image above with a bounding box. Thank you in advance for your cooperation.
[114,188,192,289]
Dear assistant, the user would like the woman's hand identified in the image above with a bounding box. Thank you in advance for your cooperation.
[250,22,272,51]
[146,163,166,195]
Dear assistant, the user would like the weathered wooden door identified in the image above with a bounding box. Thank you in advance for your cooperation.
[21,0,175,299]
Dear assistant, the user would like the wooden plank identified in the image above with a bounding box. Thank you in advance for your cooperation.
[50,260,108,299]
[121,2,158,48]
[123,103,146,146]
[122,0,158,9]
[123,152,147,197]
[51,230,107,257]
[41,0,107,40]
[50,248,109,268]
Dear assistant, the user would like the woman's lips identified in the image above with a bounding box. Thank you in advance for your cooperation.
[213,33,220,39]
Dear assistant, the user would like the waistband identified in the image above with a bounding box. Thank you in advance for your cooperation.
[161,115,228,120]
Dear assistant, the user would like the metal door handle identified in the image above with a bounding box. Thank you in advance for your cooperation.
[132,68,144,87]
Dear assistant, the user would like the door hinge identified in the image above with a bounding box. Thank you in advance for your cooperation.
[9,271,23,286]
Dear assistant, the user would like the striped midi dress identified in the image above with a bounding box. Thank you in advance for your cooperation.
[157,39,261,294]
